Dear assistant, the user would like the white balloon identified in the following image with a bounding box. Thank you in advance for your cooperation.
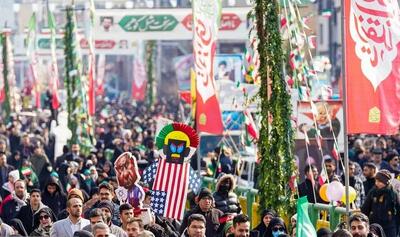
[326,181,345,202]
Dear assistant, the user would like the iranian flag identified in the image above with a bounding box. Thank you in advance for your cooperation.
[132,59,147,101]
[243,109,258,141]
[26,14,41,109]
[48,10,60,110]
[193,0,223,135]
[344,0,400,134]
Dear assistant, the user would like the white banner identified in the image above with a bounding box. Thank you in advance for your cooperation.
[95,7,250,40]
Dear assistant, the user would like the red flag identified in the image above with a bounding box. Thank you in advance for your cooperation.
[193,0,223,135]
[88,53,95,115]
[344,0,400,134]
[49,61,60,110]
[131,59,147,101]
[179,91,191,104]
[96,54,105,96]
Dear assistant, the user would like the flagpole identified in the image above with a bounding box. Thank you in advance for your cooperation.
[340,0,350,227]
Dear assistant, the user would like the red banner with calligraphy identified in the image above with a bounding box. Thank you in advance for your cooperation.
[132,59,147,101]
[344,0,400,134]
[193,0,223,135]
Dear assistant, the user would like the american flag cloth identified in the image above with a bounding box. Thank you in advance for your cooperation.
[151,159,190,220]
[142,161,201,194]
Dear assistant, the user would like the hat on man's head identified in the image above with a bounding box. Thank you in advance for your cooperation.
[198,188,213,201]
[98,200,114,213]
[68,188,84,201]
[372,148,383,154]
[375,169,392,185]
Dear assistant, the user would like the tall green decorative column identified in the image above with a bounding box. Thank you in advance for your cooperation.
[256,0,296,216]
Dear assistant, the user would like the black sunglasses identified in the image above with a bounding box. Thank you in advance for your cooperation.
[272,227,285,232]
[39,215,50,220]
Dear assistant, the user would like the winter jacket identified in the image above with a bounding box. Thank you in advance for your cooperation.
[41,177,67,217]
[361,186,400,234]
[364,177,375,196]
[30,225,51,237]
[180,206,224,237]
[0,193,28,224]
[213,174,241,214]
[16,202,48,234]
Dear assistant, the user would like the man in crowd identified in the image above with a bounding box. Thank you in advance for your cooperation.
[66,143,81,162]
[324,157,340,182]
[0,152,14,186]
[349,213,371,237]
[371,148,390,170]
[83,208,104,232]
[125,218,154,237]
[180,188,224,237]
[182,214,206,237]
[98,200,127,237]
[50,197,90,237]
[229,214,251,237]
[341,161,365,208]
[17,188,48,234]
[362,162,376,195]
[386,151,400,177]
[119,204,134,231]
[1,179,28,223]
[298,165,320,203]
[84,182,121,226]
[93,222,112,237]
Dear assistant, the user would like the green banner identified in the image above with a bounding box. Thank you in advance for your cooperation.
[119,15,178,32]
[38,38,64,49]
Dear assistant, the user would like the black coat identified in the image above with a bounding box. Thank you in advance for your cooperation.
[0,195,26,224]
[41,177,67,217]
[213,191,241,214]
[16,203,50,235]
[361,186,400,232]
[298,179,321,203]
[213,173,241,214]
[180,206,224,237]
[363,177,375,195]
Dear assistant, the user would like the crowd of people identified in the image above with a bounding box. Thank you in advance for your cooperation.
[298,135,400,237]
[0,94,399,237]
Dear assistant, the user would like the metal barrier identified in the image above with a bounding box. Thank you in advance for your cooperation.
[201,176,353,231]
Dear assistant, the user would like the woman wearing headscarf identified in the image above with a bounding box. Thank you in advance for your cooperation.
[264,217,288,237]
[31,207,57,236]
[41,177,67,217]
[369,223,386,237]
[252,209,277,237]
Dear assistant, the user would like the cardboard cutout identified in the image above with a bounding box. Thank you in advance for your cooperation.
[114,152,144,209]
[148,123,199,220]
